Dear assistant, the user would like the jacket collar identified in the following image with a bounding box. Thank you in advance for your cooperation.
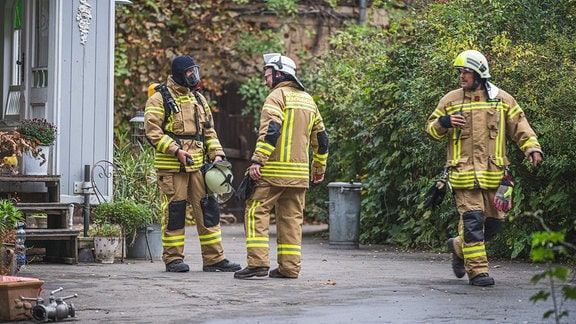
[271,80,301,91]
[167,76,191,96]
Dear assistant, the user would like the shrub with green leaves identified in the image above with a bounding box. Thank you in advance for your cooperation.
[526,211,576,323]
[307,0,576,253]
[93,199,153,239]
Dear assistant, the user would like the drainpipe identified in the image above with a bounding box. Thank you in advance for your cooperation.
[83,164,91,237]
[359,0,367,25]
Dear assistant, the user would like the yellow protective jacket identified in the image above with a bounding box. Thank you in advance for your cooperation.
[425,87,542,189]
[251,81,328,188]
[144,76,225,171]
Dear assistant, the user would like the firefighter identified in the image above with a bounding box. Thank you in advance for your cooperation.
[425,50,543,286]
[144,55,241,273]
[234,53,329,279]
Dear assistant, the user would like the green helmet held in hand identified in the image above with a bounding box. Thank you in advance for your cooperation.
[204,160,234,195]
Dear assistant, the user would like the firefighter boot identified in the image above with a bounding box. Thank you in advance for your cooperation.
[269,268,297,279]
[203,259,241,272]
[447,238,465,278]
[233,266,270,279]
[469,273,495,286]
[165,259,190,272]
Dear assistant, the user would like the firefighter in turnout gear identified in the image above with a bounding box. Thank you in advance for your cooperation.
[144,55,240,273]
[234,53,329,279]
[425,50,543,286]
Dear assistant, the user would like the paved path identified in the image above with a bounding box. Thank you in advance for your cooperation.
[15,224,560,323]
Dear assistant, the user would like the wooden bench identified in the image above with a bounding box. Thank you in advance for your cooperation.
[25,229,79,264]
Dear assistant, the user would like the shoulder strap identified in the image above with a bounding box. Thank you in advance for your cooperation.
[155,83,179,129]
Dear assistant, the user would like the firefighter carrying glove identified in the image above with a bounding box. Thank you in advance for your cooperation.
[492,175,514,212]
[423,179,447,210]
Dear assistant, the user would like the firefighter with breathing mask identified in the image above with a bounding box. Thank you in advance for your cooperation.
[425,50,543,286]
[144,55,241,273]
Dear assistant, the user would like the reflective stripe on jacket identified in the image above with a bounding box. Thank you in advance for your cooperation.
[252,81,328,188]
[144,76,224,171]
[425,87,541,189]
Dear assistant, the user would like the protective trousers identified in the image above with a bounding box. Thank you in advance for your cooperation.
[452,188,504,279]
[243,185,306,277]
[158,170,225,266]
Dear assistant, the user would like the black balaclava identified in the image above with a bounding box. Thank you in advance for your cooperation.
[171,55,200,89]
[271,69,288,89]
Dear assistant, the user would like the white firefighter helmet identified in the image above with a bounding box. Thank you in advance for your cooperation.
[204,160,234,195]
[453,50,491,79]
[263,53,305,90]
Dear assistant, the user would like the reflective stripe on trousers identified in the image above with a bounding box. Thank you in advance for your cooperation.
[244,185,305,277]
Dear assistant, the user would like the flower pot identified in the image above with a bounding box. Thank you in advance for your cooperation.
[23,145,50,175]
[34,216,48,229]
[93,236,120,264]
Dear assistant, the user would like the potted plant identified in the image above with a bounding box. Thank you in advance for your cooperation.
[0,199,25,275]
[0,130,40,176]
[112,134,163,259]
[92,199,152,262]
[87,222,122,237]
[93,199,153,242]
[88,222,122,264]
[17,118,57,175]
[17,118,58,146]
[31,213,48,229]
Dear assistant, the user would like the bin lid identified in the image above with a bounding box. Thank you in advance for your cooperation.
[327,182,363,189]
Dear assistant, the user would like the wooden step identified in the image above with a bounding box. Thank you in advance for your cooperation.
[24,229,79,264]
[15,202,75,229]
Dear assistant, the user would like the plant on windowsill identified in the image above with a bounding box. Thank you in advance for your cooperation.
[0,199,25,275]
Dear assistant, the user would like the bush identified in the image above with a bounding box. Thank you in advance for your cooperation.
[306,0,576,254]
[93,199,153,239]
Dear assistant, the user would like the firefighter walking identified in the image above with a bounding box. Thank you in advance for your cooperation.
[425,50,543,286]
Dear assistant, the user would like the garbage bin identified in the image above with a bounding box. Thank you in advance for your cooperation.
[328,181,362,249]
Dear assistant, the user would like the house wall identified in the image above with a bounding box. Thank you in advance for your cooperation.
[56,0,115,203]
[0,0,115,203]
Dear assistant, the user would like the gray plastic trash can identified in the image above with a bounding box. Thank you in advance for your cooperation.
[328,182,362,249]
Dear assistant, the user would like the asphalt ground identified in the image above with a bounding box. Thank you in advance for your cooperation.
[12,223,565,324]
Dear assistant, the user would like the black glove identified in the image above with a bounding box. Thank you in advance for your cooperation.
[423,179,447,210]
[235,175,255,201]
[201,195,220,227]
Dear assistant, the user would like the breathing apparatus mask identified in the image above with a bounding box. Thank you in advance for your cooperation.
[172,55,201,89]
[184,65,201,89]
